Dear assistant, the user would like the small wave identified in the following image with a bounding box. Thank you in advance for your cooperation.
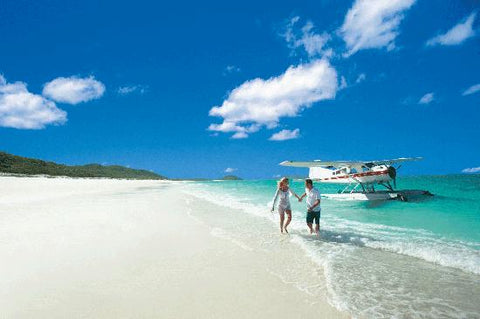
[321,216,480,275]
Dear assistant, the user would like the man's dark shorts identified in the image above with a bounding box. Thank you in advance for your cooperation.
[306,210,321,224]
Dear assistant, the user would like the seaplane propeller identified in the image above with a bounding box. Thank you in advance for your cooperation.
[387,166,397,189]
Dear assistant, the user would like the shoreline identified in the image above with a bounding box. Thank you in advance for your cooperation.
[0,177,348,318]
[0,172,168,180]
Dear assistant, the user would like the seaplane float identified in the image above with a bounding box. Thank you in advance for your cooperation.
[280,157,433,201]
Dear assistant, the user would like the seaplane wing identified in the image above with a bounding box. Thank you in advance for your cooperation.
[280,160,361,167]
[280,157,422,168]
[370,157,423,166]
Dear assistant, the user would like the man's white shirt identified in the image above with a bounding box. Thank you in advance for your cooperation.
[305,187,321,212]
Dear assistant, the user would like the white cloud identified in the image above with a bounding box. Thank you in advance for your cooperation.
[224,167,237,173]
[426,12,477,47]
[340,0,415,56]
[117,85,148,95]
[418,92,434,104]
[232,131,248,139]
[0,75,66,129]
[462,167,480,173]
[339,76,348,90]
[356,73,366,83]
[208,59,338,138]
[284,17,331,57]
[207,122,260,139]
[223,65,241,75]
[462,83,480,96]
[117,86,136,95]
[207,121,241,133]
[43,76,105,104]
[269,128,300,141]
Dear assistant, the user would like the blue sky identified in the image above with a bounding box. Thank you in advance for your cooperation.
[1,0,479,178]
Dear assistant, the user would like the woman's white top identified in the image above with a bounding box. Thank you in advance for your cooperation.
[272,188,297,210]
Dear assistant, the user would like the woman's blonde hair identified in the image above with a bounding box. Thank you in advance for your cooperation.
[277,177,289,189]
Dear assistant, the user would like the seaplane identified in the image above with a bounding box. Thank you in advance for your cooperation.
[280,157,433,201]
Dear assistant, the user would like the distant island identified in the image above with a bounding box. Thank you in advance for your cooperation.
[0,151,166,180]
[222,175,242,180]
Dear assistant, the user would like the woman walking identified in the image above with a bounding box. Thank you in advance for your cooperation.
[271,177,300,233]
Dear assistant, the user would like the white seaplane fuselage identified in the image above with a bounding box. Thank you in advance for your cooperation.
[310,165,411,201]
[310,165,392,184]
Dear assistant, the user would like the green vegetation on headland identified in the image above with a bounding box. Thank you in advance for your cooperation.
[222,175,242,180]
[0,152,166,180]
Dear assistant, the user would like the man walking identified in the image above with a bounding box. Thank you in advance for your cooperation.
[299,179,321,235]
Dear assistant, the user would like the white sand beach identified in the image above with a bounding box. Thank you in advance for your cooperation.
[0,177,348,319]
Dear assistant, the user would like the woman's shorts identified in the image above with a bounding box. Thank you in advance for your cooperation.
[278,205,292,215]
[306,210,321,224]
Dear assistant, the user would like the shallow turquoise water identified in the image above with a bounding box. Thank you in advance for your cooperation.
[184,175,480,318]
[201,175,480,243]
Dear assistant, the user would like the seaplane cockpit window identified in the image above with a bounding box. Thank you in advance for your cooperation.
[350,168,358,173]
[362,166,369,172]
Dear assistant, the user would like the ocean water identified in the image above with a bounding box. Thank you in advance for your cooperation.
[181,175,480,318]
